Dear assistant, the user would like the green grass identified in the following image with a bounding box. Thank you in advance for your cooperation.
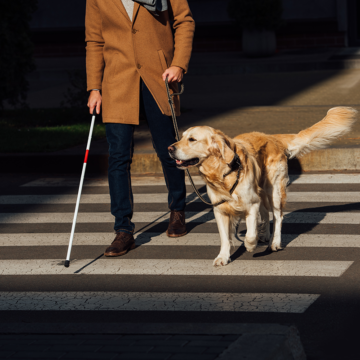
[0,124,106,153]
[0,108,106,153]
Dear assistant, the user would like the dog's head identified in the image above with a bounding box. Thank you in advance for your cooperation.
[168,126,236,170]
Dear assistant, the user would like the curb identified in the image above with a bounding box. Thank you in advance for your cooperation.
[1,147,359,174]
[0,153,198,175]
[295,147,360,171]
[0,323,306,360]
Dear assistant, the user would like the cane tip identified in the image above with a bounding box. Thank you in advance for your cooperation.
[64,260,70,268]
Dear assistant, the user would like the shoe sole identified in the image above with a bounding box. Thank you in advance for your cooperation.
[104,243,136,257]
[166,230,187,238]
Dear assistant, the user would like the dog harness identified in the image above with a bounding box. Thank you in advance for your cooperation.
[210,150,242,207]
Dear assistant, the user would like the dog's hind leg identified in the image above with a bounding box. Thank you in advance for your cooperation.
[267,185,284,252]
[213,207,232,267]
[259,203,270,243]
[267,161,288,252]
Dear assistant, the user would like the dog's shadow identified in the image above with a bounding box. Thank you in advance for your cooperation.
[253,202,360,258]
[135,185,360,260]
[230,200,360,260]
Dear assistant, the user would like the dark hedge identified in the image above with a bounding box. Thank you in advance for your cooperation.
[0,0,38,108]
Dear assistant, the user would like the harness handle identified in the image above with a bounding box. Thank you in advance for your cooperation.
[171,82,185,97]
[165,78,225,207]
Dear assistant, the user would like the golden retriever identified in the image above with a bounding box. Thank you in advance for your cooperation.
[168,107,357,267]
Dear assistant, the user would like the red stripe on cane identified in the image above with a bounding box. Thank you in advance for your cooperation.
[84,150,89,164]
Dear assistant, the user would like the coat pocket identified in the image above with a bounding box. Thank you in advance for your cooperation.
[157,50,169,72]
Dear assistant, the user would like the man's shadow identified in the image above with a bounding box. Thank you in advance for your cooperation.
[135,185,213,244]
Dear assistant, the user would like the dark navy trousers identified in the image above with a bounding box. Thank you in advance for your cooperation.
[106,81,186,234]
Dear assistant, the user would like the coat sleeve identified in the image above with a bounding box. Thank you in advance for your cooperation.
[85,0,105,91]
[169,0,195,74]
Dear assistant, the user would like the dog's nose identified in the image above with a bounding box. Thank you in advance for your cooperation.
[168,145,176,153]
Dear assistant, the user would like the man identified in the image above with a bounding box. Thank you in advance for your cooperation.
[86,0,195,256]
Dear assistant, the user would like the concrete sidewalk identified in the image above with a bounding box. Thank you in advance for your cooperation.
[19,47,360,109]
[52,105,360,173]
[2,48,360,173]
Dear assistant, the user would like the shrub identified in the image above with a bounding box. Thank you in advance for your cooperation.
[227,0,283,31]
[0,0,38,109]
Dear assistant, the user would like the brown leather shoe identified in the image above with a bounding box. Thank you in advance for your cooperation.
[104,232,136,257]
[166,210,187,238]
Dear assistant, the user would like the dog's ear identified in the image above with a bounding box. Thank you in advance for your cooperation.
[211,133,231,160]
[211,134,224,158]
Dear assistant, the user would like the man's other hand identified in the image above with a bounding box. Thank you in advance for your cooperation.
[87,90,102,115]
[162,66,184,83]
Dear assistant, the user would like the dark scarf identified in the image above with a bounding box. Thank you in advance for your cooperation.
[133,0,167,14]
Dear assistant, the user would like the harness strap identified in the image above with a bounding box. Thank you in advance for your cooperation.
[165,78,241,207]
[223,151,242,179]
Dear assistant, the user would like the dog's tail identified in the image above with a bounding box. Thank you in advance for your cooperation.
[276,107,358,159]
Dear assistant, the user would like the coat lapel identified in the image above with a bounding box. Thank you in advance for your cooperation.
[132,3,141,24]
[109,0,132,23]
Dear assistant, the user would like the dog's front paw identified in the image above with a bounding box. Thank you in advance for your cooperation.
[213,255,230,267]
[245,237,257,252]
[267,243,283,252]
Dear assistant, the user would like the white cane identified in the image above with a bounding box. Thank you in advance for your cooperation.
[64,109,97,267]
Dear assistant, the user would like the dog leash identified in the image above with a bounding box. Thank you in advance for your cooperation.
[165,78,240,207]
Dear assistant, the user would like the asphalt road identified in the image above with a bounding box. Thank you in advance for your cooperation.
[0,172,359,359]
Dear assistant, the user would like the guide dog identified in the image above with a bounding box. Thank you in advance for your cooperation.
[168,107,357,267]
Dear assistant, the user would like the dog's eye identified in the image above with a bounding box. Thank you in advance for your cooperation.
[189,138,196,142]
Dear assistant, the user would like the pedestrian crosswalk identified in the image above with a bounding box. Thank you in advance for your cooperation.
[0,174,358,314]
[1,211,360,224]
[1,233,359,247]
[3,192,360,203]
[0,259,352,276]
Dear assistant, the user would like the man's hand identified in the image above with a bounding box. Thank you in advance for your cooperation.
[162,66,184,83]
[87,90,102,115]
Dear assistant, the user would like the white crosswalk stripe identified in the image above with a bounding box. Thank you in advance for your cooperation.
[2,192,360,204]
[0,259,352,277]
[0,292,319,313]
[1,174,358,315]
[22,174,360,187]
[1,211,360,224]
[0,233,359,247]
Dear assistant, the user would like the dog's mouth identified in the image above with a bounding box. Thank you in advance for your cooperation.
[174,158,200,168]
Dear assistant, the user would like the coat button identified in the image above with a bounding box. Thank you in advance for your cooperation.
[132,29,137,34]
[137,64,142,69]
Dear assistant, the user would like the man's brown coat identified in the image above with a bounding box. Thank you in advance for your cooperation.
[85,0,195,124]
